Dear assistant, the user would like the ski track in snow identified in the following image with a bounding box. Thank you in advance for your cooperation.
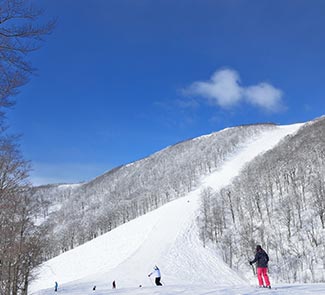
[29,123,325,295]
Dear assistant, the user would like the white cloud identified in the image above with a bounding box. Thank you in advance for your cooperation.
[187,69,242,108]
[244,83,284,112]
[185,68,284,112]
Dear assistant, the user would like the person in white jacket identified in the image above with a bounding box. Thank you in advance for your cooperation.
[148,265,162,286]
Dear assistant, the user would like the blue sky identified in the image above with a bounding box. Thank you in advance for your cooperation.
[8,0,325,185]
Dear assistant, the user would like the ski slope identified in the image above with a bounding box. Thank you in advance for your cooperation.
[29,123,325,295]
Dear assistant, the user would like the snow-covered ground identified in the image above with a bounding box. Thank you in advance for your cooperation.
[38,283,325,295]
[30,123,325,295]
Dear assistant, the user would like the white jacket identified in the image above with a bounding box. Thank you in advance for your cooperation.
[149,268,161,278]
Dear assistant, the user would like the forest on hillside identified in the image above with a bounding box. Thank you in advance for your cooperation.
[32,124,275,259]
[198,117,325,283]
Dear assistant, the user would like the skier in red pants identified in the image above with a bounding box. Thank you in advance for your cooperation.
[250,245,271,289]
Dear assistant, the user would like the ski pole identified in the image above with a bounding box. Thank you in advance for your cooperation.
[251,263,256,276]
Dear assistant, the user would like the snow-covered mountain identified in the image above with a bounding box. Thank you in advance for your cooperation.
[32,123,280,257]
[197,116,325,284]
[29,120,325,295]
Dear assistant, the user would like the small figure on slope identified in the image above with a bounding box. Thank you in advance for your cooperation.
[54,281,58,292]
[250,245,271,289]
[112,280,116,289]
[148,265,163,286]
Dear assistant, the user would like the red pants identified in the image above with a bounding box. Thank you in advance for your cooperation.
[257,267,270,287]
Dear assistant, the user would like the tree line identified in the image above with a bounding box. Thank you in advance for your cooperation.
[33,123,276,258]
[0,1,53,294]
[198,118,325,283]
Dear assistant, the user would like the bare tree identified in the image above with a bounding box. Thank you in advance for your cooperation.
[0,0,54,112]
[0,136,33,295]
[0,1,54,294]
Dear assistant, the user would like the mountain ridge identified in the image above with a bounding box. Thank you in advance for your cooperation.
[30,122,302,294]
[32,123,282,257]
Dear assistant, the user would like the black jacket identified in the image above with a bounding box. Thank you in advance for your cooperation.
[251,250,269,268]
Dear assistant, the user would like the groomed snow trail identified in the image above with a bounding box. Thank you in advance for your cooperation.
[30,124,303,295]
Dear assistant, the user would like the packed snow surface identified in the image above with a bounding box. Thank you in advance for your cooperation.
[29,123,325,295]
[35,283,325,295]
